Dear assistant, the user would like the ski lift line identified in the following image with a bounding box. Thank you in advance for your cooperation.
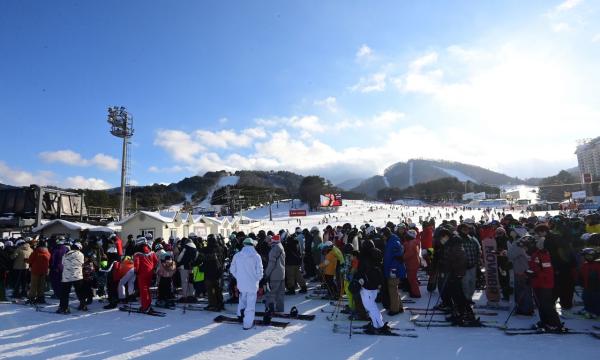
[537,181,600,188]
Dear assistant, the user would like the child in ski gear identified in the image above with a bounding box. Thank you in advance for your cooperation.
[156,254,176,307]
[230,237,263,329]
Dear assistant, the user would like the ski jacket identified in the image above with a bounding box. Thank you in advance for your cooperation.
[528,249,554,289]
[11,243,32,270]
[420,225,434,250]
[403,237,420,270]
[177,241,198,270]
[439,236,467,277]
[544,232,576,272]
[230,245,263,292]
[265,242,285,281]
[581,260,600,290]
[50,244,69,274]
[114,235,123,256]
[0,250,11,272]
[284,236,302,266]
[331,245,345,266]
[507,242,529,274]
[460,234,481,269]
[62,250,84,282]
[319,250,338,276]
[117,258,134,280]
[29,246,51,276]
[157,259,176,278]
[201,241,223,281]
[383,234,406,279]
[134,245,158,275]
[82,259,95,281]
[357,247,384,290]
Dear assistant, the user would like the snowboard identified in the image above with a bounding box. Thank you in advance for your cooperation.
[253,311,315,321]
[480,227,501,304]
[213,315,289,328]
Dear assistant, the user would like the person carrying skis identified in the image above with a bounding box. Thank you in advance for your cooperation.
[230,237,263,329]
[58,242,85,314]
[133,237,159,313]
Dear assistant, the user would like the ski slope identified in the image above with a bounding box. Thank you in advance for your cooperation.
[197,175,240,209]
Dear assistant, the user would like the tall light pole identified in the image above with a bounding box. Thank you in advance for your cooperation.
[107,106,134,220]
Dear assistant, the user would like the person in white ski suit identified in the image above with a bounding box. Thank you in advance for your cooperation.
[230,238,264,329]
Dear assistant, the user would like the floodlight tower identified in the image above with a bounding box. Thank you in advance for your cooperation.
[107,106,134,220]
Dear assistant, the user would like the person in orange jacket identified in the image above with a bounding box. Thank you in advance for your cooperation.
[319,241,338,299]
[28,241,51,304]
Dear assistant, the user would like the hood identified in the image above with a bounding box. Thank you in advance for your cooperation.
[185,241,197,249]
[238,245,258,258]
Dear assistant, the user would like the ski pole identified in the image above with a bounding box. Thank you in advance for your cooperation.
[503,276,530,328]
[427,273,449,330]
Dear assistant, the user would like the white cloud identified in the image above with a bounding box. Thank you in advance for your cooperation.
[370,111,405,127]
[39,150,119,171]
[0,161,55,186]
[356,44,373,61]
[552,22,571,32]
[409,52,438,71]
[195,127,267,149]
[64,176,112,190]
[592,33,600,43]
[350,72,386,93]
[556,0,583,12]
[153,130,205,163]
[254,115,325,133]
[314,96,339,113]
[218,117,228,124]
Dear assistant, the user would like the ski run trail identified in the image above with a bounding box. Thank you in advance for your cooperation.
[1,200,598,359]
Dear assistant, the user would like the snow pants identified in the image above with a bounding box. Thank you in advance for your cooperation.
[158,276,173,301]
[137,271,153,311]
[13,269,28,297]
[118,269,136,300]
[360,288,383,328]
[238,291,257,329]
[60,280,83,310]
[205,278,224,308]
[552,269,575,309]
[582,289,600,316]
[461,267,477,303]
[406,265,421,298]
[179,268,194,298]
[266,280,285,313]
[28,274,46,301]
[513,274,534,315]
[50,270,62,298]
[387,278,403,313]
[285,265,306,291]
[534,288,561,328]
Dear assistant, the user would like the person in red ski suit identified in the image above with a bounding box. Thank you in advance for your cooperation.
[403,229,421,298]
[110,234,123,257]
[528,239,562,330]
[134,242,158,312]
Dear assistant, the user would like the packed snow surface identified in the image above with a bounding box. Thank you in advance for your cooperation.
[2,201,595,360]
[433,166,478,183]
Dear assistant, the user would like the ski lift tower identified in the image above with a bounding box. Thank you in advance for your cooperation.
[107,106,134,220]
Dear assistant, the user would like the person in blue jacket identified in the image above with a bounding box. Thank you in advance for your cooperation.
[382,227,406,315]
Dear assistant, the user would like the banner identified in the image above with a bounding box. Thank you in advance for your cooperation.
[289,209,307,217]
[319,193,342,207]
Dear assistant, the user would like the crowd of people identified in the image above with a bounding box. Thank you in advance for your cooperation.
[0,209,599,334]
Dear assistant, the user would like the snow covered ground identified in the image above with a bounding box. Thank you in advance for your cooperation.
[2,200,595,360]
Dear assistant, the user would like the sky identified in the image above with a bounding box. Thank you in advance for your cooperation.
[1,0,600,190]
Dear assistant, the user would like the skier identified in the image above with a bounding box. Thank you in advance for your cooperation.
[133,237,159,313]
[403,229,421,298]
[58,242,85,314]
[156,254,176,308]
[230,237,263,329]
[11,239,32,298]
[382,227,405,315]
[0,242,11,301]
[527,233,565,332]
[176,238,198,303]
[457,223,480,303]
[283,232,306,295]
[544,218,576,309]
[27,240,50,304]
[356,239,390,334]
[202,234,224,311]
[264,234,285,313]
[318,241,338,299]
[579,248,600,318]
[507,235,535,315]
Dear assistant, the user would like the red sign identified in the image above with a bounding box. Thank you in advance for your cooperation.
[289,209,307,217]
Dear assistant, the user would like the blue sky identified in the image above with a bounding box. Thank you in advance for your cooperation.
[1,0,600,189]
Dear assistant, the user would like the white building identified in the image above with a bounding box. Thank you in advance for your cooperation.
[575,136,600,180]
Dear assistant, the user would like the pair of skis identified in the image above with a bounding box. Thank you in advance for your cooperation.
[213,315,289,328]
[332,323,418,338]
[119,305,167,317]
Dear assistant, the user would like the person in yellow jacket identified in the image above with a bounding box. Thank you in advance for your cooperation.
[318,242,338,299]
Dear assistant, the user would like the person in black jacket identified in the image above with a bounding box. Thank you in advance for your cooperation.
[356,239,390,334]
[176,238,198,303]
[0,243,12,301]
[302,229,316,279]
[202,235,224,311]
[284,234,307,295]
[544,220,576,309]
